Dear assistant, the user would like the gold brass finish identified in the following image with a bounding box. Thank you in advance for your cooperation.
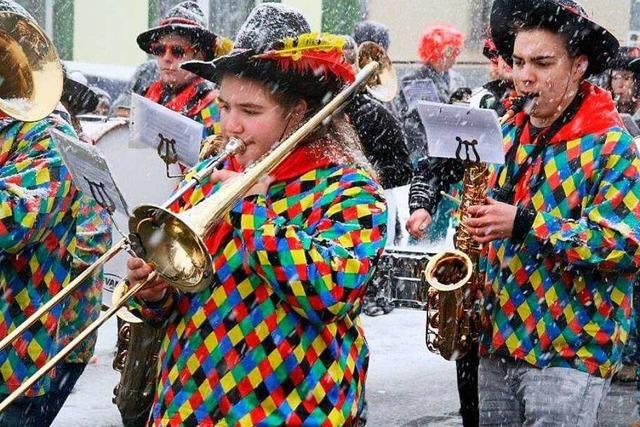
[0,11,62,121]
[357,41,397,102]
[423,161,488,361]
[0,62,381,411]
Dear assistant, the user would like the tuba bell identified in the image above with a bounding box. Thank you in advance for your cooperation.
[0,11,63,121]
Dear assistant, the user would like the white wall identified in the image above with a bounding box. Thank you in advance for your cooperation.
[281,0,322,31]
[73,0,149,66]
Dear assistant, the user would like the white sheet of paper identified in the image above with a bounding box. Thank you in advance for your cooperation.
[401,78,440,111]
[416,101,505,165]
[130,93,204,167]
[51,128,129,215]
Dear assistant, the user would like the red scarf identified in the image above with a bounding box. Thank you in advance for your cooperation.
[145,77,217,117]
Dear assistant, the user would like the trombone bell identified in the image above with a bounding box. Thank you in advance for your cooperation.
[129,205,213,293]
[0,11,63,122]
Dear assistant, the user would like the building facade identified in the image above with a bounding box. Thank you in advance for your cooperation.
[13,0,637,67]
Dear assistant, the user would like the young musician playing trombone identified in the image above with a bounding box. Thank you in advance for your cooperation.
[126,4,386,426]
[471,1,640,424]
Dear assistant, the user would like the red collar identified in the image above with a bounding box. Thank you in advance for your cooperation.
[228,143,334,182]
[145,77,217,117]
[512,82,623,144]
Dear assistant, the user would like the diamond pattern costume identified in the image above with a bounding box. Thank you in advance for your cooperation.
[131,133,387,425]
[0,116,79,396]
[479,82,640,378]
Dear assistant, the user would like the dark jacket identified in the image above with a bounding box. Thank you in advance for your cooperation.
[347,93,412,188]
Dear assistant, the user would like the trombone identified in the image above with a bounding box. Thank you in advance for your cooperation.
[0,60,381,411]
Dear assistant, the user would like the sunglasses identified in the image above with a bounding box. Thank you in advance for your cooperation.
[150,42,195,59]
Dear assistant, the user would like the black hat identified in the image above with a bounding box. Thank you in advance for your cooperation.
[353,20,390,50]
[0,0,33,19]
[181,3,354,103]
[490,0,619,76]
[137,1,219,61]
[609,46,640,73]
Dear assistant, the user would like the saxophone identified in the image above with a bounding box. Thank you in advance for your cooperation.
[422,94,533,361]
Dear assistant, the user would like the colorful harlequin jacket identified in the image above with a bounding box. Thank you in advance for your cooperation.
[480,82,640,378]
[131,128,387,426]
[0,116,79,396]
[145,77,221,137]
[57,196,111,364]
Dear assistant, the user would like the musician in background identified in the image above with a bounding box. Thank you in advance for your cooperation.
[467,1,640,424]
[606,50,640,385]
[394,23,466,165]
[136,1,222,137]
[126,4,386,425]
[468,38,516,116]
[0,2,102,425]
[341,35,411,316]
[607,46,640,120]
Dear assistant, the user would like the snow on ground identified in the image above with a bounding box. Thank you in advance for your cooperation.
[53,309,637,426]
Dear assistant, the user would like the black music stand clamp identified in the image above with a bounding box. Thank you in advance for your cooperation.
[156,132,183,178]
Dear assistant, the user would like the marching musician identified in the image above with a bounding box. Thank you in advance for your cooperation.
[343,31,412,191]
[394,23,466,165]
[468,0,640,424]
[0,1,108,425]
[37,71,112,426]
[137,1,222,137]
[112,4,227,425]
[403,34,514,427]
[126,4,386,426]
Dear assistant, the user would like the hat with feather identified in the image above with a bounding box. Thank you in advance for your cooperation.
[181,3,355,105]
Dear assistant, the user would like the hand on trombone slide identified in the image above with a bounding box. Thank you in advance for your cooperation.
[127,258,168,302]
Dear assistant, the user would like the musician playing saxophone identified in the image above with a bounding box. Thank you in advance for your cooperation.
[468,1,640,424]
[126,4,386,426]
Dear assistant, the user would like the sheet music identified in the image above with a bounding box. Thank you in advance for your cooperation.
[401,78,440,111]
[51,129,129,215]
[416,101,505,165]
[130,93,204,167]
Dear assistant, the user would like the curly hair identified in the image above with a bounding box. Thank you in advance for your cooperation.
[418,24,464,64]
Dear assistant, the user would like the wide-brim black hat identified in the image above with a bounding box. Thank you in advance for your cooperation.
[182,3,354,102]
[137,1,218,61]
[609,46,640,73]
[490,0,619,76]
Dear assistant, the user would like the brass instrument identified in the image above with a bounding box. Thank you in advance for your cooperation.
[0,11,63,121]
[423,163,487,361]
[0,61,381,411]
[422,94,534,361]
[357,41,398,102]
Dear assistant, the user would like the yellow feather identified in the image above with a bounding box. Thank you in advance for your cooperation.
[273,32,346,60]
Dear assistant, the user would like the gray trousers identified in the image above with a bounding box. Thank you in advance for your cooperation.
[478,356,610,427]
